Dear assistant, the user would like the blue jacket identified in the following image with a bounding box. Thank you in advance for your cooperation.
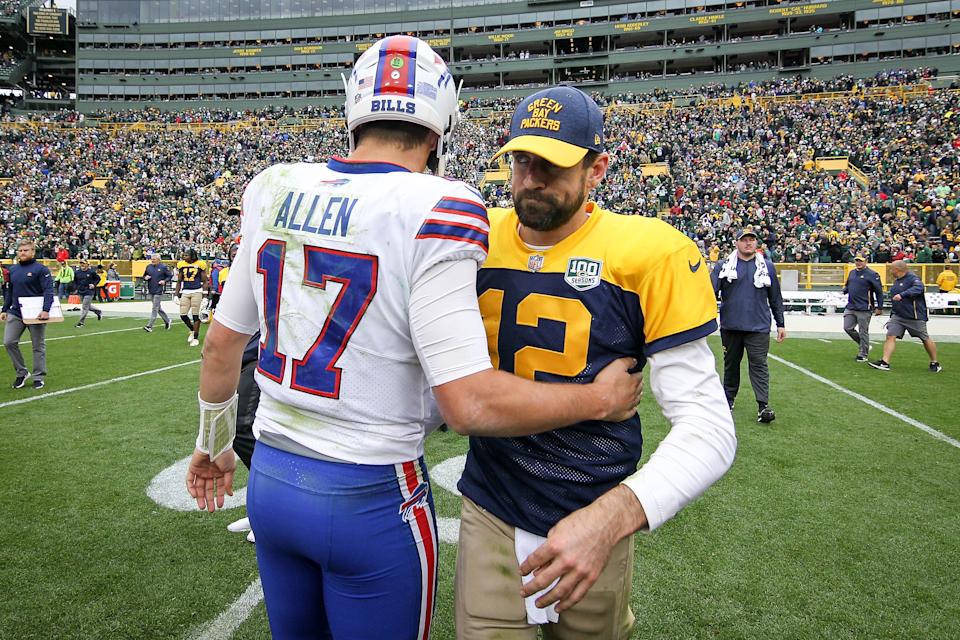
[2,260,54,317]
[889,272,927,321]
[711,256,785,332]
[143,263,173,296]
[73,267,99,296]
[843,266,884,311]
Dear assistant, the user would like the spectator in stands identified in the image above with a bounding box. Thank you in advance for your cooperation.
[142,254,172,332]
[842,254,884,362]
[2,239,53,389]
[73,260,102,327]
[53,258,74,301]
[936,265,957,293]
[95,265,108,302]
[870,260,942,372]
[712,228,786,423]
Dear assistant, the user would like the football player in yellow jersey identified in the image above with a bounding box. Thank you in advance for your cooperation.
[455,87,737,640]
[174,248,208,347]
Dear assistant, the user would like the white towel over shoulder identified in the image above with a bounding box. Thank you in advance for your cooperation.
[718,250,770,288]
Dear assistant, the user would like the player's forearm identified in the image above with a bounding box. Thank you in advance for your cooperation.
[198,321,248,403]
[437,368,608,437]
[622,339,736,531]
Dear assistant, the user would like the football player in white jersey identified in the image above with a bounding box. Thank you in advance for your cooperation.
[185,36,642,640]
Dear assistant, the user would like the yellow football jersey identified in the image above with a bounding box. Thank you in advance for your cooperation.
[478,202,717,379]
[463,202,719,536]
[176,259,208,291]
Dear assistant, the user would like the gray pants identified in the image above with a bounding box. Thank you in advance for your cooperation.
[721,329,770,406]
[146,295,170,329]
[843,310,872,357]
[4,314,46,382]
[79,295,100,323]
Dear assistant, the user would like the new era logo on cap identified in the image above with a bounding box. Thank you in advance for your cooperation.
[492,86,605,168]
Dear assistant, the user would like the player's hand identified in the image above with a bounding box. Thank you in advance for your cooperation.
[519,485,646,613]
[37,311,49,321]
[776,327,786,342]
[592,357,642,423]
[185,448,236,513]
[893,294,902,301]
[874,308,882,316]
[0,312,6,322]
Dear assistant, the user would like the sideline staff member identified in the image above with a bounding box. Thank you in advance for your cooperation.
[870,260,942,372]
[1,239,53,389]
[712,228,786,423]
[842,254,883,362]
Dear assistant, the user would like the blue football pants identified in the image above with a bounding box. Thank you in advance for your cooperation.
[248,442,439,640]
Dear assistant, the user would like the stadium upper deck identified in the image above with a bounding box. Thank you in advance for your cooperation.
[75,0,960,112]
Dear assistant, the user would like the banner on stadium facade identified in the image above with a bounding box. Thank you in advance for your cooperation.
[27,7,69,37]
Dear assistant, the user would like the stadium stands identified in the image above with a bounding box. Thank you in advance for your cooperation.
[1,74,959,268]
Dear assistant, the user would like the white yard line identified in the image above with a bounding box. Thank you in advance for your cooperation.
[19,327,143,344]
[187,579,263,640]
[769,354,960,449]
[0,360,200,409]
[818,339,831,343]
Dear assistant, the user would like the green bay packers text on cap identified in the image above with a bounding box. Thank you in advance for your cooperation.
[520,97,564,132]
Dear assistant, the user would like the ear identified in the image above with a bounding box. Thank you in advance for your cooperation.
[585,152,609,191]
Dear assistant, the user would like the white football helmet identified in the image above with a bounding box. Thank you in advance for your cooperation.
[344,35,460,176]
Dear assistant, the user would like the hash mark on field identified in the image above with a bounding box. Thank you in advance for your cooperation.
[818,339,831,343]
[0,360,200,409]
[188,578,263,640]
[19,327,142,344]
[770,354,960,449]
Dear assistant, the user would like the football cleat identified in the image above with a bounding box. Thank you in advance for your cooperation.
[143,326,153,333]
[12,373,29,389]
[869,360,890,371]
[189,338,200,347]
[758,407,776,424]
[227,517,251,533]
[855,355,868,362]
[33,380,44,390]
[929,361,942,373]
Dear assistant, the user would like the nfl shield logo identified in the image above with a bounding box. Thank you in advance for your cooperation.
[564,257,603,291]
[527,254,544,272]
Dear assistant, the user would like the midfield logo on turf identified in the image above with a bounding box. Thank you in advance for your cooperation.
[564,257,602,291]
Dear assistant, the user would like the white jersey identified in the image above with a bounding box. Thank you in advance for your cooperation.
[215,158,490,464]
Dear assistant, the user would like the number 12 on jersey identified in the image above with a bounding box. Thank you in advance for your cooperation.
[256,239,378,398]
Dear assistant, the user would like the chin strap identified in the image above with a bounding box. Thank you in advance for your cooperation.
[196,392,238,460]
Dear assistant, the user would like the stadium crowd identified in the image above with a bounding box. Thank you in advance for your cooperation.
[1,71,959,263]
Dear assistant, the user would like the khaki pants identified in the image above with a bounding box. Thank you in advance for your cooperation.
[179,290,203,315]
[455,496,635,640]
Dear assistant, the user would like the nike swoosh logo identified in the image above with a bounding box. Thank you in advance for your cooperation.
[688,259,702,273]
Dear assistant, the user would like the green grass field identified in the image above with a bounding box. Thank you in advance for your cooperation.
[1,314,958,639]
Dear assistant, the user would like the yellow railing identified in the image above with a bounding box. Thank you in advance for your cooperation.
[766,263,955,289]
[847,162,869,188]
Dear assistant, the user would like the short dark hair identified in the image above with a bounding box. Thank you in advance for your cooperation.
[581,150,600,168]
[353,120,434,151]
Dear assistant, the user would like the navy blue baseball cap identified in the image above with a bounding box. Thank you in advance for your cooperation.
[492,86,604,168]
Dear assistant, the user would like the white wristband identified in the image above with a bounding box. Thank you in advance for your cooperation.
[196,392,239,460]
